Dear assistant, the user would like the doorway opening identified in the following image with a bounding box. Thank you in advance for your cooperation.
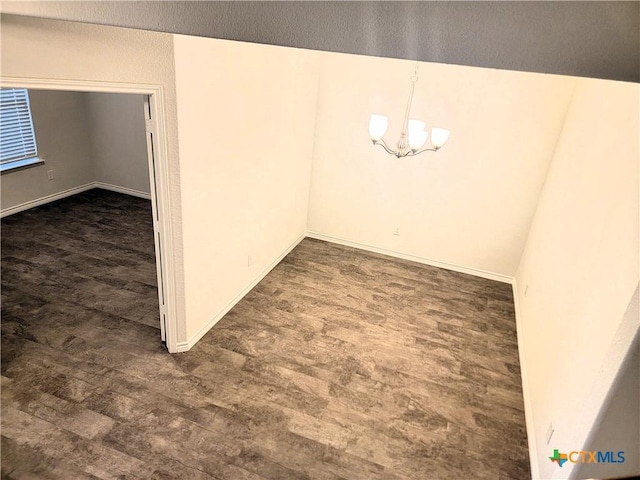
[0,78,177,352]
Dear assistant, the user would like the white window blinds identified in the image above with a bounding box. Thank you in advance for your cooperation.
[0,88,38,166]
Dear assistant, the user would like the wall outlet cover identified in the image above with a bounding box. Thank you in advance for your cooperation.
[546,423,554,444]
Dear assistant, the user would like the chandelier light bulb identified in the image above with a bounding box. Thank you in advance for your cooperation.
[408,119,428,150]
[408,119,426,135]
[369,115,389,141]
[430,128,450,149]
[409,130,429,150]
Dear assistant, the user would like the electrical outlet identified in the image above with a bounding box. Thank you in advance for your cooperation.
[546,422,554,444]
[47,170,54,180]
[393,227,400,236]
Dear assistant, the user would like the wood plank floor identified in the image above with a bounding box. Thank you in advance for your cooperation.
[1,189,530,479]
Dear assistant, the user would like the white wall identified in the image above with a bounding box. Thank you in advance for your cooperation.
[1,90,95,210]
[308,52,576,279]
[173,35,320,344]
[85,92,150,196]
[1,14,187,342]
[514,79,639,479]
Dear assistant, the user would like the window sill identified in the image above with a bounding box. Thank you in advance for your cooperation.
[0,157,44,175]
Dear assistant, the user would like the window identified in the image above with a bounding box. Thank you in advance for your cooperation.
[0,88,41,173]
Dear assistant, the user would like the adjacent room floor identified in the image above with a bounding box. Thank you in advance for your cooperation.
[1,189,530,479]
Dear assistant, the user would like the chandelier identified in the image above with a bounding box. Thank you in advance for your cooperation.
[369,64,450,158]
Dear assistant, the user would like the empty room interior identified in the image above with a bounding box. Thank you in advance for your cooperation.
[1,3,638,480]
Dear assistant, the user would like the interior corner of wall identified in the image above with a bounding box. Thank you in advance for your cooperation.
[513,78,579,285]
[512,278,541,480]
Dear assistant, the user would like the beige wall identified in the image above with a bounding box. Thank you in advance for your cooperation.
[85,92,150,195]
[0,14,187,342]
[308,52,576,279]
[515,79,639,479]
[173,35,321,342]
[1,90,95,210]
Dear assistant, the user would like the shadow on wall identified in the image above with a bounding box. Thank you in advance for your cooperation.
[572,329,640,480]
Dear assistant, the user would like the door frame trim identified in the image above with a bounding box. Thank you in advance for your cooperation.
[0,77,179,353]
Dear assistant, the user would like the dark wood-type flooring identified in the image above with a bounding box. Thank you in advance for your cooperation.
[1,189,530,479]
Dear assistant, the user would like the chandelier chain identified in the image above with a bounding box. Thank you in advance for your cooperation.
[410,62,419,83]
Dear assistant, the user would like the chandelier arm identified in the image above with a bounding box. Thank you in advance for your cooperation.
[373,139,402,157]
[407,147,439,157]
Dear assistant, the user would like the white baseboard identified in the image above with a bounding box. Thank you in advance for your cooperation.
[94,182,151,200]
[177,231,516,352]
[512,280,540,480]
[0,183,95,218]
[175,233,307,353]
[1,182,151,218]
[306,231,514,284]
